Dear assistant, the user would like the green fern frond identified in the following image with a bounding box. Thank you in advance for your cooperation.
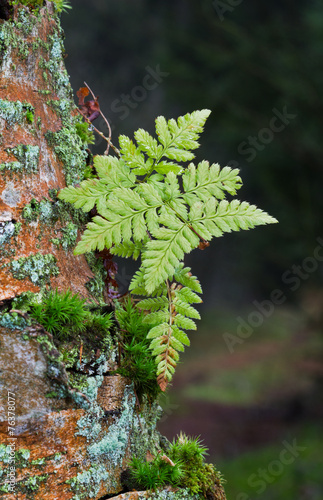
[58,179,109,212]
[182,161,242,204]
[59,108,278,391]
[136,280,201,390]
[173,265,203,294]
[111,240,146,260]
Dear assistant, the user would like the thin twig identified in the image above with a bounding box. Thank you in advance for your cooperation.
[76,108,120,157]
[84,81,113,156]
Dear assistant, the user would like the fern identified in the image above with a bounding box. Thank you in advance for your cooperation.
[59,109,278,390]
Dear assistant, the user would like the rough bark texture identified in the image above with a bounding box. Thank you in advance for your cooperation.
[0,4,226,500]
[0,4,163,499]
[0,1,96,301]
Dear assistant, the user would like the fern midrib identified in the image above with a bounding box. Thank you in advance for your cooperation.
[164,201,208,245]
[163,281,175,380]
[184,175,223,197]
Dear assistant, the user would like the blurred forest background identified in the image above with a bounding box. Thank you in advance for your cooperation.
[61,1,323,498]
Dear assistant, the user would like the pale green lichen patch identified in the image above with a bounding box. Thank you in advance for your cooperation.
[0,161,21,172]
[60,221,78,250]
[146,489,200,499]
[67,465,110,500]
[38,30,71,98]
[0,221,15,245]
[130,399,163,462]
[45,127,88,186]
[0,99,24,127]
[10,252,59,286]
[0,311,29,330]
[69,385,135,498]
[0,98,34,128]
[47,98,73,127]
[3,144,40,173]
[0,445,30,466]
[87,387,136,465]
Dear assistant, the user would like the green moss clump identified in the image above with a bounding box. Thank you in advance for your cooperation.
[10,252,59,286]
[75,120,95,146]
[128,433,226,499]
[23,474,49,492]
[115,299,162,403]
[29,288,113,342]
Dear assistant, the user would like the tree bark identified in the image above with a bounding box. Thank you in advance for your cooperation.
[0,4,163,499]
[0,1,95,302]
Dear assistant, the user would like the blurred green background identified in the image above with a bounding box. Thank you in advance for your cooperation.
[62,1,323,498]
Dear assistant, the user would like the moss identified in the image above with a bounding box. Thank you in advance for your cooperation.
[10,252,59,286]
[24,473,49,492]
[31,458,45,466]
[21,198,41,222]
[75,120,95,146]
[25,110,34,123]
[2,144,40,174]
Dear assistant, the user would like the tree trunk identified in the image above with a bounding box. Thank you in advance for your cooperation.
[0,4,163,499]
[0,4,226,500]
